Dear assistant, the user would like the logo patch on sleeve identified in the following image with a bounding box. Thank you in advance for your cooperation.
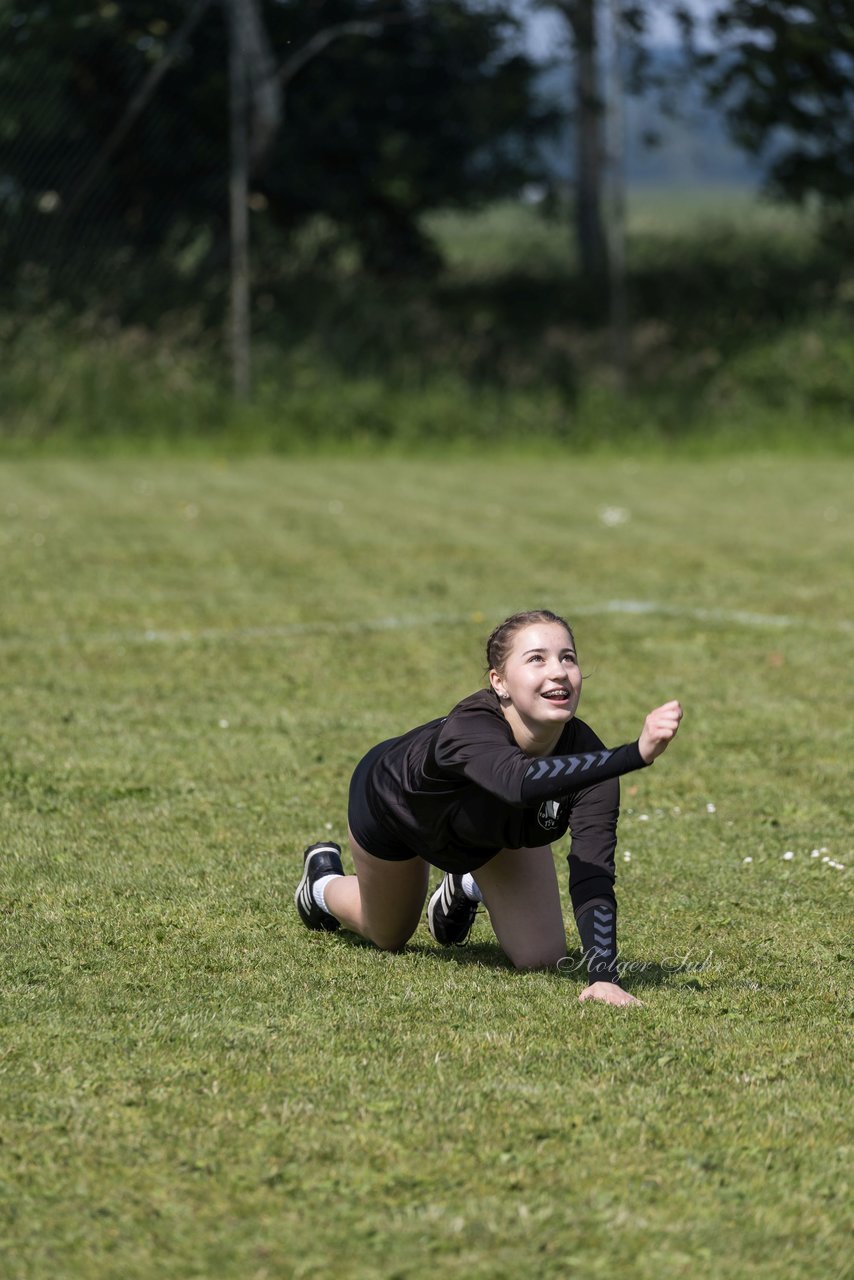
[537,799,564,831]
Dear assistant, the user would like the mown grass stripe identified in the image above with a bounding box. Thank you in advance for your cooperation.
[1,597,850,653]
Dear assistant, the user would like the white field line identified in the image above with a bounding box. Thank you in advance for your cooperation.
[2,599,852,651]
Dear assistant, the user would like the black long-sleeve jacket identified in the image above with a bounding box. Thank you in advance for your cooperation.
[363,689,648,907]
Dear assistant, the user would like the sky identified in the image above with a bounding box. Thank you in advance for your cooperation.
[516,2,756,188]
[519,1,711,60]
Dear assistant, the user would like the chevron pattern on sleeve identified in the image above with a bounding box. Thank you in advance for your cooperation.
[525,749,613,783]
[520,739,647,805]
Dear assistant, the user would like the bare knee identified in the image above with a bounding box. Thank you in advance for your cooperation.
[369,930,415,953]
[506,944,566,971]
[365,915,419,952]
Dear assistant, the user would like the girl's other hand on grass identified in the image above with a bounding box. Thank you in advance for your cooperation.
[638,700,683,763]
[579,982,642,1007]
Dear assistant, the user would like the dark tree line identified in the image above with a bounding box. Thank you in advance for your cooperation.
[1,2,555,289]
[1,0,851,307]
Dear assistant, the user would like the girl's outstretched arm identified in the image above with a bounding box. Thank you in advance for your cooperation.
[520,701,684,804]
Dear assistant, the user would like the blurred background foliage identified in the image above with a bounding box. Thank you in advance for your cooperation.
[0,0,852,450]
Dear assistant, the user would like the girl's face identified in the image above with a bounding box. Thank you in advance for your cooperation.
[489,622,582,730]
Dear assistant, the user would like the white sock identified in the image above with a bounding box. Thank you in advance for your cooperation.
[461,873,482,902]
[313,874,341,913]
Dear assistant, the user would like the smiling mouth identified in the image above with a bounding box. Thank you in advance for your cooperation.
[541,689,570,702]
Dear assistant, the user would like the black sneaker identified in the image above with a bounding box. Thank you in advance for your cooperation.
[426,873,478,945]
[295,842,344,932]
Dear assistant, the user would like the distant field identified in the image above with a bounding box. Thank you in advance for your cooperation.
[424,187,814,275]
[1,455,851,1279]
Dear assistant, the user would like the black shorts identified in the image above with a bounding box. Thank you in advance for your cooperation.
[348,740,505,874]
[347,737,422,862]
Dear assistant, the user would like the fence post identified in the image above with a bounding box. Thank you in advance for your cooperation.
[227,0,251,401]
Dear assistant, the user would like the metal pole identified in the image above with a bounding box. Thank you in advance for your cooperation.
[605,0,629,392]
[227,0,251,401]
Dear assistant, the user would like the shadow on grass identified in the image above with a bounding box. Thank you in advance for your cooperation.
[9,220,845,388]
[335,929,709,990]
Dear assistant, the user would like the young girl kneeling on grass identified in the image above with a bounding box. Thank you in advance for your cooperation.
[294,610,682,1006]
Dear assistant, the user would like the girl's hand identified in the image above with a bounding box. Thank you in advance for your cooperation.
[579,982,642,1006]
[638,700,683,764]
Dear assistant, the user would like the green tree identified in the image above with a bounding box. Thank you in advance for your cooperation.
[0,0,555,300]
[0,0,233,298]
[257,0,556,275]
[693,0,854,207]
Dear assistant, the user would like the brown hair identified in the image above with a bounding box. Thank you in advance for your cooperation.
[486,610,575,675]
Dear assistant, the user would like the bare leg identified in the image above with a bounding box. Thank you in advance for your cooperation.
[323,828,430,951]
[473,844,567,970]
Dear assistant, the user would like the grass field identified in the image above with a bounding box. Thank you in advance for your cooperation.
[1,454,852,1279]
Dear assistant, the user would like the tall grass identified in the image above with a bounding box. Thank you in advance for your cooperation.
[2,191,853,452]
